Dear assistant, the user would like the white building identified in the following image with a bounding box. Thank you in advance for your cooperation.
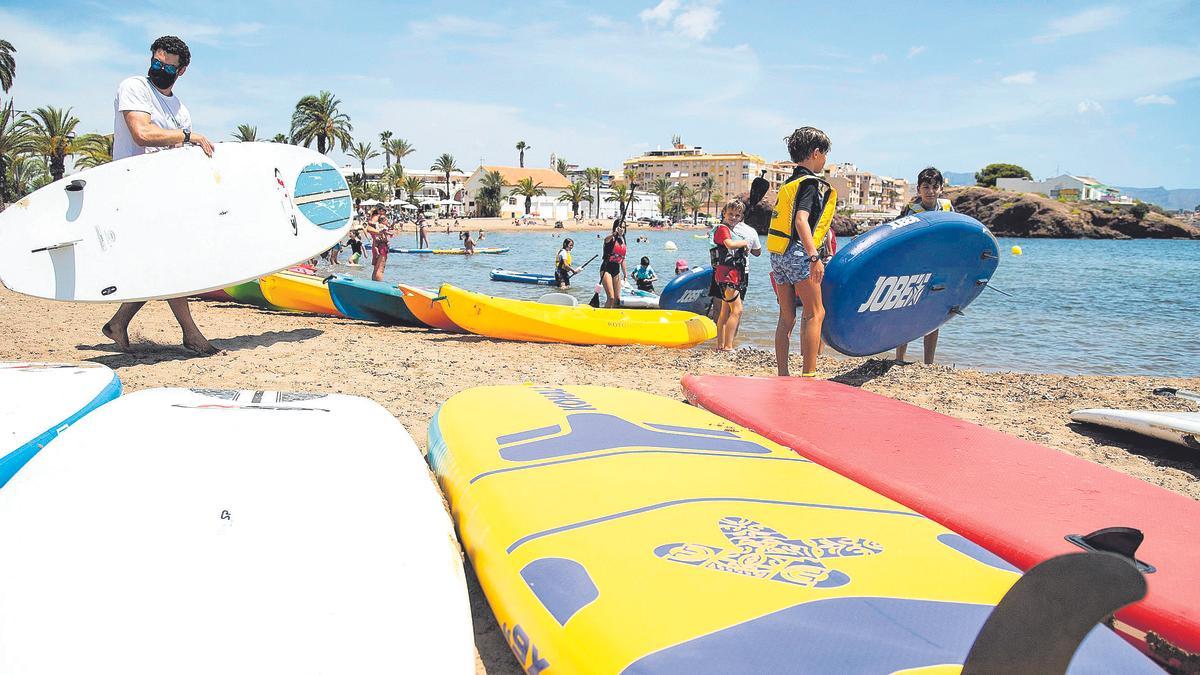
[463,166,576,219]
[996,174,1124,202]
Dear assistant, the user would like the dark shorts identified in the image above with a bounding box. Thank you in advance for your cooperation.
[555,268,571,286]
[635,279,655,292]
[709,271,748,301]
[600,260,621,277]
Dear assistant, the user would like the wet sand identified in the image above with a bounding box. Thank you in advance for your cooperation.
[2,289,1197,673]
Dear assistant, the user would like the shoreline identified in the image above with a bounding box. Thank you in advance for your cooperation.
[3,288,1197,674]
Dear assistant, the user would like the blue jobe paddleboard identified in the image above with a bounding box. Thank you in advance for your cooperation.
[327,276,426,327]
[490,269,556,285]
[820,211,999,357]
[660,267,714,314]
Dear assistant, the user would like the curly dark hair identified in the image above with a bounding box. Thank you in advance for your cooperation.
[917,166,945,188]
[150,35,191,69]
[785,126,831,163]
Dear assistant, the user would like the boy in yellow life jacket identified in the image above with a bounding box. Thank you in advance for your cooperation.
[896,166,953,363]
[768,127,836,377]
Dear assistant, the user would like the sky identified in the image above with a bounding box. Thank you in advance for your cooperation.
[2,0,1198,187]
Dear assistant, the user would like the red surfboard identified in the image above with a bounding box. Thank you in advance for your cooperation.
[681,374,1200,671]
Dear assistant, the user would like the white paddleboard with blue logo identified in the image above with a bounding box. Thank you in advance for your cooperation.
[0,142,352,302]
[0,362,121,489]
[0,388,474,674]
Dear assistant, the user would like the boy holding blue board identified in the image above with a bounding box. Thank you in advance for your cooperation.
[895,167,953,364]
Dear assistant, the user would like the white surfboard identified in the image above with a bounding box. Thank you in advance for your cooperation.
[0,362,121,489]
[0,388,474,674]
[1071,408,1200,450]
[0,142,352,302]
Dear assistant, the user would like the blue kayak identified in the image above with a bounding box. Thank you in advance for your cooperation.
[490,268,556,285]
[327,276,426,327]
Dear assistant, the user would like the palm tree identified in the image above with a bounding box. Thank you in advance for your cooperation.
[348,141,379,185]
[8,155,48,198]
[670,184,693,221]
[379,130,393,169]
[651,177,672,215]
[289,91,353,154]
[74,133,113,169]
[401,175,426,206]
[709,191,724,220]
[584,167,603,218]
[606,183,633,219]
[380,165,403,199]
[386,138,415,173]
[20,106,84,181]
[699,176,717,216]
[509,177,545,216]
[232,124,257,142]
[515,140,530,168]
[0,39,15,94]
[272,133,288,143]
[555,157,569,176]
[0,101,33,207]
[556,182,593,218]
[686,193,705,226]
[430,153,460,215]
[476,170,505,217]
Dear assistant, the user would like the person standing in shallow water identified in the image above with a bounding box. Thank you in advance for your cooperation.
[102,35,220,356]
[895,166,954,364]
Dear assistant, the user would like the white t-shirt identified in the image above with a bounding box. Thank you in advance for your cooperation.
[729,221,763,269]
[113,75,192,161]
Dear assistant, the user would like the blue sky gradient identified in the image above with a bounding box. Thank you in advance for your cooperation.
[2,0,1197,187]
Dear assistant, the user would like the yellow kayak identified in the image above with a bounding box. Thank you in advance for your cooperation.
[258,271,341,315]
[430,385,1077,674]
[437,284,714,347]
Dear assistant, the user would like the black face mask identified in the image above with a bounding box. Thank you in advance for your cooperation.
[147,65,178,90]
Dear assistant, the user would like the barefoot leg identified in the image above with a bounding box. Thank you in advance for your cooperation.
[166,298,221,355]
[102,302,145,352]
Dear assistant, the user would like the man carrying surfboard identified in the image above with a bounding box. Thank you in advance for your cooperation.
[102,35,220,356]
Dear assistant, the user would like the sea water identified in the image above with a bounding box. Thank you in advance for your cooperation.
[336,227,1199,377]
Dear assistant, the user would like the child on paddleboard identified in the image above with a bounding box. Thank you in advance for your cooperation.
[555,239,580,288]
[895,167,954,364]
[632,257,658,292]
[768,127,836,377]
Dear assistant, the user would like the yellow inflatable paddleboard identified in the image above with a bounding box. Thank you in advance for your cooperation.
[259,271,340,315]
[437,284,714,347]
[429,385,1076,674]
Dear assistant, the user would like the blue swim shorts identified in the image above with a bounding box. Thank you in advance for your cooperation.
[769,249,812,286]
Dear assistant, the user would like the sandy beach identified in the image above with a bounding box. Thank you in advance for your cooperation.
[2,289,1197,673]
[394,215,711,234]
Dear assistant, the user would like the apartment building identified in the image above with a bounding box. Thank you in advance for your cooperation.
[764,161,908,213]
[624,140,767,201]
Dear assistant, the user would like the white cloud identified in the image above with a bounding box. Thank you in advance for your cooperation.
[907,45,926,58]
[870,53,888,64]
[640,0,681,24]
[1077,100,1104,113]
[116,14,264,46]
[1001,71,1038,85]
[1134,94,1176,106]
[588,15,618,29]
[674,5,720,40]
[1034,6,1126,43]
[407,16,502,40]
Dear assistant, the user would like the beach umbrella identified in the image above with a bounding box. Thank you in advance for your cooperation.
[400,203,418,210]
[438,199,463,205]
[360,199,381,206]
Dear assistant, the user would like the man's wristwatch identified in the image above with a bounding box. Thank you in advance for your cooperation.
[807,254,821,263]
[183,128,192,145]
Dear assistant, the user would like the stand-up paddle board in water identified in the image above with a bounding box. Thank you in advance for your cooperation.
[821,211,999,356]
[0,143,353,302]
[0,362,120,489]
[428,384,1155,674]
[0,388,474,674]
[681,374,1200,670]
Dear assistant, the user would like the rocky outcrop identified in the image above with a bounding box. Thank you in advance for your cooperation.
[948,187,1200,239]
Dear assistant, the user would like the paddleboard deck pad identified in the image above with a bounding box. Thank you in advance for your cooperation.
[0,143,353,302]
[682,374,1200,670]
[0,362,121,489]
[428,384,1153,674]
[821,211,999,356]
[0,388,474,673]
